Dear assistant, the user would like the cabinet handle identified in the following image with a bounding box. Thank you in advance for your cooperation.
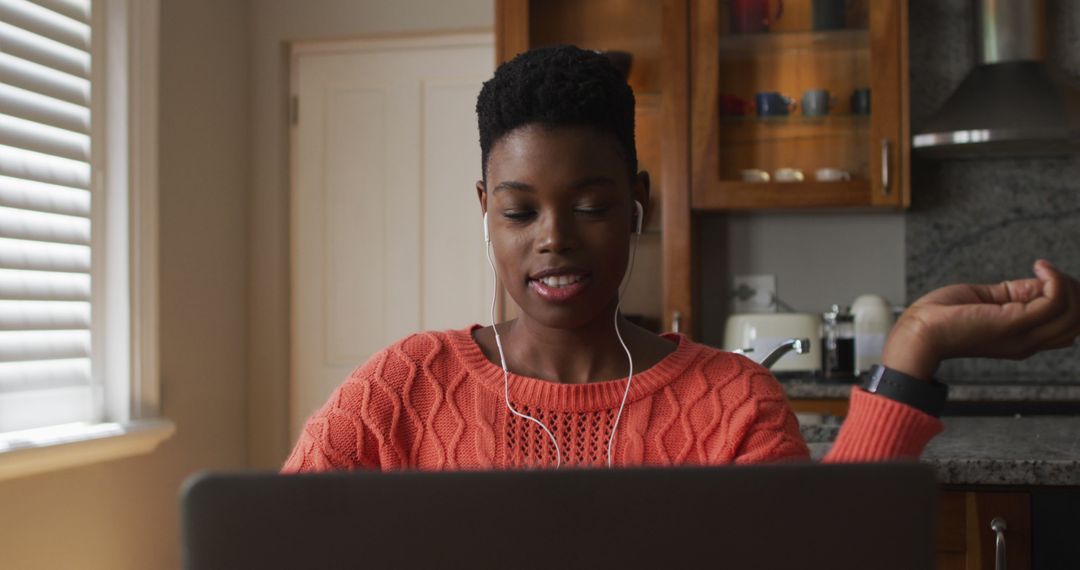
[991,517,1007,570]
[880,139,891,196]
[672,311,682,334]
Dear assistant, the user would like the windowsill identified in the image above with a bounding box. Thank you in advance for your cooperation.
[0,419,176,482]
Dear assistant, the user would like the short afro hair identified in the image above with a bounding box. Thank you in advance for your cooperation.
[475,45,637,180]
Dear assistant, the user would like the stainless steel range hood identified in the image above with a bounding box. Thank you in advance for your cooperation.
[912,0,1080,157]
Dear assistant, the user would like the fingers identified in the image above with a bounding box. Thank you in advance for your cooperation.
[968,260,1052,306]
[1012,261,1071,328]
[972,278,1044,304]
[1033,258,1057,282]
[1043,277,1080,349]
[1016,260,1080,352]
[972,261,1078,359]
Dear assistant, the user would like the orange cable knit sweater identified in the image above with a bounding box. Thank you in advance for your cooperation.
[282,326,944,472]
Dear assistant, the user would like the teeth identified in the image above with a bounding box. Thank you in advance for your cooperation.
[538,274,583,288]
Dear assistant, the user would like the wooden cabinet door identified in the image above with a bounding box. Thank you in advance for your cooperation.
[690,0,909,210]
[868,0,907,206]
[937,490,1032,570]
[969,492,1032,570]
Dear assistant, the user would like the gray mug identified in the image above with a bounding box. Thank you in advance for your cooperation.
[812,0,847,30]
[850,88,871,115]
[801,89,831,116]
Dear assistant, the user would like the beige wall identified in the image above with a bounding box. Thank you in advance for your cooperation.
[0,0,250,568]
[247,0,494,468]
[698,212,907,346]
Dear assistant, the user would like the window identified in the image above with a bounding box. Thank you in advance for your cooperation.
[0,0,94,432]
[0,0,171,480]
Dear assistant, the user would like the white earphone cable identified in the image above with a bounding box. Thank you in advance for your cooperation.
[484,203,641,470]
[606,231,639,468]
[485,230,563,469]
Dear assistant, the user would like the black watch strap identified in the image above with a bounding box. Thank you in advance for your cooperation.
[861,365,949,418]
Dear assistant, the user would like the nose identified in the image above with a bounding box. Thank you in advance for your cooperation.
[536,209,577,254]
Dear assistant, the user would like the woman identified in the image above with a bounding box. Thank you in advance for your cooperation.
[283,46,1080,472]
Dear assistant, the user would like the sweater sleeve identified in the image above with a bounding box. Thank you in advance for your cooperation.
[280,383,384,473]
[281,352,397,474]
[822,387,944,462]
[728,360,943,464]
[280,413,351,473]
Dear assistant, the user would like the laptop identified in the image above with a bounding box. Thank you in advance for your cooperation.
[181,462,938,569]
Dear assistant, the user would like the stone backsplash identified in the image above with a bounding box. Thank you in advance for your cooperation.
[907,0,1080,382]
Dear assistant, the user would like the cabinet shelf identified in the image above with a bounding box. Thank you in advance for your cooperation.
[719,114,870,143]
[692,180,872,210]
[718,28,869,55]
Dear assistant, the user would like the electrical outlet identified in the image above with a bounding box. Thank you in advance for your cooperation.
[732,274,777,313]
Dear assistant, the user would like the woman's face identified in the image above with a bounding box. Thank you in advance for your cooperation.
[477,124,649,329]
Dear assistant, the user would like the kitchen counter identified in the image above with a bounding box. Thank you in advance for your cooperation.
[804,416,1080,486]
[780,375,1080,402]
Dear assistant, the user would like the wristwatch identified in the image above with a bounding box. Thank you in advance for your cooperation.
[861,364,949,418]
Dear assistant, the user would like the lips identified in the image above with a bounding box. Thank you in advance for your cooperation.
[527,267,591,303]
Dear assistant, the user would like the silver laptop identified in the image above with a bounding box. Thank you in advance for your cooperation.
[181,462,938,569]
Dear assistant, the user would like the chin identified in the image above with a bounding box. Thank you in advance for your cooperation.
[528,307,600,330]
[508,286,616,330]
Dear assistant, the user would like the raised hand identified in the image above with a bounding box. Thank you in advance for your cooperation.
[882,260,1080,380]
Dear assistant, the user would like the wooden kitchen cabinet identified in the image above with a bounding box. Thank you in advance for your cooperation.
[789,398,849,416]
[938,490,1032,570]
[689,0,910,210]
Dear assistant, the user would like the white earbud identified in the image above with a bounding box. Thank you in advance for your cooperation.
[483,212,490,243]
[633,200,644,235]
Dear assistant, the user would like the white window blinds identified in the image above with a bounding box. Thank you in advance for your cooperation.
[0,0,94,432]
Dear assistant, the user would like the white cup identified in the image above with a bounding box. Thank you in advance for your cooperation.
[740,169,770,183]
[773,167,804,182]
[815,167,851,182]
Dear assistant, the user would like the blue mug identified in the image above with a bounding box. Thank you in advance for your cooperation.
[755,92,796,117]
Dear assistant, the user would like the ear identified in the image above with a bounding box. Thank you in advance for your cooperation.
[475,180,488,216]
[633,170,651,231]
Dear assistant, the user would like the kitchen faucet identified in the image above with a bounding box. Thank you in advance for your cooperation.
[733,338,811,369]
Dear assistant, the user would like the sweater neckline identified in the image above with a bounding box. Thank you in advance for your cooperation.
[448,324,703,412]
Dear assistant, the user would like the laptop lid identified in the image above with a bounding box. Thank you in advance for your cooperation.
[182,462,938,570]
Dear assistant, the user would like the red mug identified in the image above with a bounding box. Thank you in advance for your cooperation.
[719,94,751,117]
[729,0,784,34]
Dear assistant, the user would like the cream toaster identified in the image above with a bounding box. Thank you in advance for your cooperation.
[722,313,822,373]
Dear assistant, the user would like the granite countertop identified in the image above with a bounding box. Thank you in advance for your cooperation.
[803,416,1080,486]
[779,375,1080,402]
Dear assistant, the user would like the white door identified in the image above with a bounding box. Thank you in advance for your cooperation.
[290,34,495,436]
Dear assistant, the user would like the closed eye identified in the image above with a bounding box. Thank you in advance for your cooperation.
[575,206,610,216]
[502,209,535,221]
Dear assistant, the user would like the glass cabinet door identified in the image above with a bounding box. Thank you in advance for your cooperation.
[692,0,905,209]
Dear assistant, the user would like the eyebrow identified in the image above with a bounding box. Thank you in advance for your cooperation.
[492,176,618,193]
[492,180,534,193]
